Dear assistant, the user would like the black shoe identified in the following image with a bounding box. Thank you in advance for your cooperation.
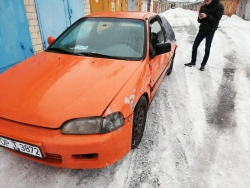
[184,62,196,67]
[199,66,205,71]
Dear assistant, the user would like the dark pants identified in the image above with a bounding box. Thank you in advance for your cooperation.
[191,31,214,66]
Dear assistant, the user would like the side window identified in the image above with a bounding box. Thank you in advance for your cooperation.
[159,15,176,42]
[151,20,164,43]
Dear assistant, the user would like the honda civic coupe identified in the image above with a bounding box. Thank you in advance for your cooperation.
[0,12,177,169]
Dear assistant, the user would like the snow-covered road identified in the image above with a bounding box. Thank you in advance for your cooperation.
[1,8,250,188]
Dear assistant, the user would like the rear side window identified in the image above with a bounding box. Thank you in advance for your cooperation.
[159,15,176,42]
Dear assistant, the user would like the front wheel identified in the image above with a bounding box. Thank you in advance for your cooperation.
[131,96,148,149]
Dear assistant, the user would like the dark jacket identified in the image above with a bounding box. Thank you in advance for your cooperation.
[198,0,224,33]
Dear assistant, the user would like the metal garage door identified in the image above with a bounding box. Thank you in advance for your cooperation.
[35,0,85,49]
[0,0,34,73]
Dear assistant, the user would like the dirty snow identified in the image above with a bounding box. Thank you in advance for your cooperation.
[1,8,250,188]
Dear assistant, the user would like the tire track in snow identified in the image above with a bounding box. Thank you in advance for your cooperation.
[170,16,246,188]
[163,17,213,187]
[205,27,237,130]
[163,17,238,188]
[185,23,238,188]
[162,70,214,188]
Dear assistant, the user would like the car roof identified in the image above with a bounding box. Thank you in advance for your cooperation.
[85,11,157,20]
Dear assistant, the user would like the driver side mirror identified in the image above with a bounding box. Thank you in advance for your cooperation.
[150,43,171,58]
[47,36,55,45]
[155,43,171,55]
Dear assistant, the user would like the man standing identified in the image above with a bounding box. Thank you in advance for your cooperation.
[185,0,224,71]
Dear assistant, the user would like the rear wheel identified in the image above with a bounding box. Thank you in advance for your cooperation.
[167,53,175,76]
[131,96,148,149]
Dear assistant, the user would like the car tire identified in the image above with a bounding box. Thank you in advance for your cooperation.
[131,96,148,149]
[167,53,175,76]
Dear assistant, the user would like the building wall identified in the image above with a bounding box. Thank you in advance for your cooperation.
[236,0,250,20]
[142,0,150,12]
[245,0,250,20]
[84,0,91,15]
[221,0,239,16]
[236,0,247,17]
[21,0,247,56]
[137,0,143,11]
[23,0,88,54]
[188,0,239,16]
[90,0,127,13]
[23,0,43,54]
[128,0,137,11]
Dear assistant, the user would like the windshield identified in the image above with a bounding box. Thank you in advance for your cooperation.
[47,17,146,60]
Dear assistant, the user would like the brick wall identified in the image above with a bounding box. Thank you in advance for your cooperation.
[84,0,91,15]
[23,0,43,54]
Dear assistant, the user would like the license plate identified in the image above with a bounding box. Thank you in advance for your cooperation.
[0,136,43,158]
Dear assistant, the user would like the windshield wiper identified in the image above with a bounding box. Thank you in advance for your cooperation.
[78,52,128,60]
[47,47,82,56]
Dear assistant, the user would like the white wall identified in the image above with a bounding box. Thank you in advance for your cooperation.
[127,0,137,11]
[142,0,148,12]
[245,0,250,20]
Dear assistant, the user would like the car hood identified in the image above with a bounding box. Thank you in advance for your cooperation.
[0,52,142,128]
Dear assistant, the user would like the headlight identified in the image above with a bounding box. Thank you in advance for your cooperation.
[102,112,125,133]
[61,118,102,134]
[61,112,125,134]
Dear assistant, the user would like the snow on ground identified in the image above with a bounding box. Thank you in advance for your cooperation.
[160,8,250,188]
[1,8,250,188]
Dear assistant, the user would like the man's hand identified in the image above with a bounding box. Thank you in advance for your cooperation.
[199,13,207,19]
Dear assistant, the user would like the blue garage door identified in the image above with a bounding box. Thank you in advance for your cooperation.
[0,0,34,73]
[35,0,85,49]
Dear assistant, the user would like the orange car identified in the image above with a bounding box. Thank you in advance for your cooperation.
[0,12,177,169]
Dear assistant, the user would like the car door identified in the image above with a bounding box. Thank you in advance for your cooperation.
[148,16,169,90]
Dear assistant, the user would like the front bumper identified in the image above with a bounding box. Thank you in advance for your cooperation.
[0,115,133,169]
